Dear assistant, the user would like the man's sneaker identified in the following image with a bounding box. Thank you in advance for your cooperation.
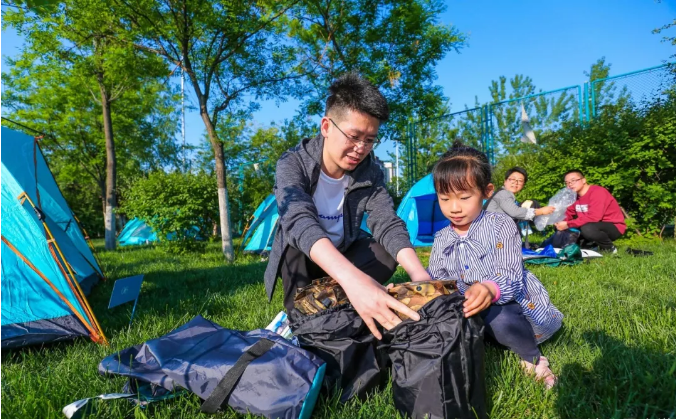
[600,245,618,254]
[626,248,654,257]
[521,356,557,389]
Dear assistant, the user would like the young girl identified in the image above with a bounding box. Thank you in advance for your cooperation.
[426,143,563,389]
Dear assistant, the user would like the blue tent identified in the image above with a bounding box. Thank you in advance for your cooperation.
[1,127,105,348]
[118,218,158,246]
[396,174,449,247]
[242,194,278,253]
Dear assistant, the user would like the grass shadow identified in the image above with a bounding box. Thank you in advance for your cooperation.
[89,260,274,337]
[555,330,676,419]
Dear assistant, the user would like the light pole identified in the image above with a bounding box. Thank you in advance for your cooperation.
[237,159,267,234]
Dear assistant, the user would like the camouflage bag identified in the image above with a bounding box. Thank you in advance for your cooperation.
[293,277,349,316]
[294,278,459,319]
[387,280,458,320]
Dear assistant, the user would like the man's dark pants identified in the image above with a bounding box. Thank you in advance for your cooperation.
[579,222,622,249]
[280,238,398,312]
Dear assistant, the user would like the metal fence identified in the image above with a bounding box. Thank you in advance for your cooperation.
[590,63,676,118]
[488,85,582,155]
[405,62,675,187]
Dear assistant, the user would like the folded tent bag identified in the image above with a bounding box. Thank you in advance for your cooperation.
[289,304,388,403]
[381,293,487,419]
[98,315,326,419]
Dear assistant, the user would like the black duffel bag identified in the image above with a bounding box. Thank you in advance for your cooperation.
[381,293,487,419]
[290,304,388,403]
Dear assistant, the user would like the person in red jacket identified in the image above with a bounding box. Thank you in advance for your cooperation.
[554,169,626,252]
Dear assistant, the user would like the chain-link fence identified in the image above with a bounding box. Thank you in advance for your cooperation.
[404,62,675,188]
[591,63,676,117]
[488,85,582,156]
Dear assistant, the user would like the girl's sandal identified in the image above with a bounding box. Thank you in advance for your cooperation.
[520,356,557,389]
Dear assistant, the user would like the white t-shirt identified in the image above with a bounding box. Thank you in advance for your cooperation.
[313,170,349,246]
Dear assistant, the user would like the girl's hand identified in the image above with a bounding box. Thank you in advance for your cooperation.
[463,283,495,317]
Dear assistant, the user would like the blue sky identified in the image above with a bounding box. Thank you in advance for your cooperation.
[2,0,674,164]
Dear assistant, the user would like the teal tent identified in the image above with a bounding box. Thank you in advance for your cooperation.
[396,174,449,247]
[1,127,105,348]
[118,218,158,246]
[118,217,204,247]
[241,194,373,254]
[242,194,278,253]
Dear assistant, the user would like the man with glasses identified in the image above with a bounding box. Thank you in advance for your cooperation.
[553,169,625,253]
[264,72,431,338]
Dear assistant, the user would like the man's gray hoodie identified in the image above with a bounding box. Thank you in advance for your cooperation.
[264,134,413,300]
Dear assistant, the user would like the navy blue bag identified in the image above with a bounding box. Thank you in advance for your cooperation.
[98,315,326,419]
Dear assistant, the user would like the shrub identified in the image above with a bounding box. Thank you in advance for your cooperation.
[122,171,218,253]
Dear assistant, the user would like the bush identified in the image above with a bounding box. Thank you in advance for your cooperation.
[505,96,676,235]
[121,171,218,253]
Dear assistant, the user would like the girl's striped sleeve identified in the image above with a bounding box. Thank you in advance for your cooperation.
[483,215,524,304]
[427,231,449,279]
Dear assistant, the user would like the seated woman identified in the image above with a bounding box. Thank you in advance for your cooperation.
[485,167,554,222]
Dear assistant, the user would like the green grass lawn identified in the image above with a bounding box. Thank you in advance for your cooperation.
[2,239,675,419]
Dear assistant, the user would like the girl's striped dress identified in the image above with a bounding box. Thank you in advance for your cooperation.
[427,211,563,344]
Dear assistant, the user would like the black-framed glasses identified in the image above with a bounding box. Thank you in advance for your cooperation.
[329,118,380,150]
[506,178,525,185]
[565,178,583,186]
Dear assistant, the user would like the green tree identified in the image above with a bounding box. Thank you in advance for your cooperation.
[3,0,175,249]
[484,75,577,157]
[219,114,316,232]
[287,0,465,190]
[238,116,316,224]
[653,18,676,60]
[401,72,577,186]
[113,0,303,262]
[288,0,465,136]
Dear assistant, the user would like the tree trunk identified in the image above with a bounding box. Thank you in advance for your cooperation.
[100,180,106,219]
[200,107,234,262]
[99,82,117,251]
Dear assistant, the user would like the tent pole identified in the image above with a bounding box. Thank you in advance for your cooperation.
[1,236,103,344]
[18,192,108,345]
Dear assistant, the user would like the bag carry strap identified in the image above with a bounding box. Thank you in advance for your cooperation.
[200,338,276,414]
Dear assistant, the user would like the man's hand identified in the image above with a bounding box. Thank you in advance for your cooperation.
[554,221,569,231]
[309,238,421,340]
[463,283,494,317]
[341,273,420,340]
